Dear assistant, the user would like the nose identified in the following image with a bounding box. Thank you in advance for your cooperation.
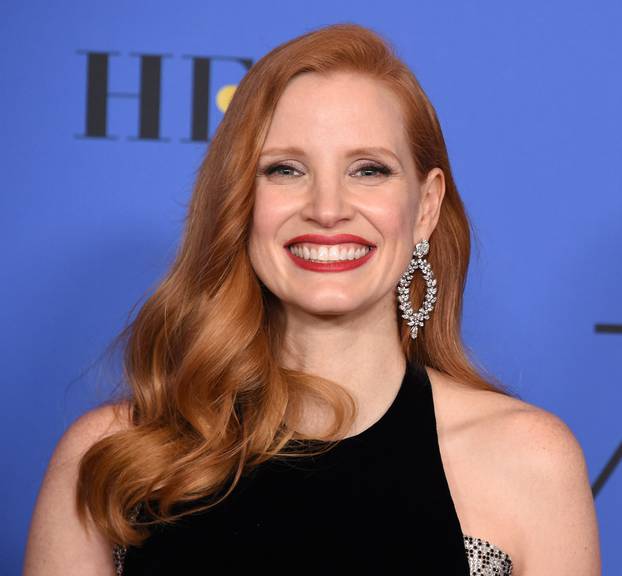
[299,173,356,227]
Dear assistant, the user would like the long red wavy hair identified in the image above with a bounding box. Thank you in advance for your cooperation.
[76,22,517,547]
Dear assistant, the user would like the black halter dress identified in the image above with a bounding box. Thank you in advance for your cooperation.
[113,360,513,575]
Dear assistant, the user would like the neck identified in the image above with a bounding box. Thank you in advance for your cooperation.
[278,295,407,438]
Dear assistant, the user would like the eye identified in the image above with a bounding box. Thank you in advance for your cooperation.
[259,163,303,178]
[352,162,394,178]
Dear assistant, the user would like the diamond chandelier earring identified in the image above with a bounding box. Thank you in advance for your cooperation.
[397,239,438,340]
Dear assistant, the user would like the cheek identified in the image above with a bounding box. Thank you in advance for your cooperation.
[249,189,290,258]
[250,191,274,243]
[366,200,412,242]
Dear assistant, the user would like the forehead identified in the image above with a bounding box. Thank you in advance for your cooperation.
[262,71,408,155]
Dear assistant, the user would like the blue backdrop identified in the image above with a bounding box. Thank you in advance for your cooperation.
[2,1,620,574]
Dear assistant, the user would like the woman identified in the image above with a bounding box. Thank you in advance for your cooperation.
[24,23,601,575]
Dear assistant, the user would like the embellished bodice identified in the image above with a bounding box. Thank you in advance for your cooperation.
[112,361,513,575]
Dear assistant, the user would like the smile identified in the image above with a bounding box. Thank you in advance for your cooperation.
[285,243,376,272]
[289,243,371,262]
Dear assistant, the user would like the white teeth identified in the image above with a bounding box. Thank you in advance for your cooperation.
[289,244,371,262]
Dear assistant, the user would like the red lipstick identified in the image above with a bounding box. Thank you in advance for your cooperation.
[285,247,375,272]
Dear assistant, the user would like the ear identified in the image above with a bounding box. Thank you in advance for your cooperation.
[413,168,445,246]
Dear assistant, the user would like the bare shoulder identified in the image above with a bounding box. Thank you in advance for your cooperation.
[23,401,133,576]
[425,365,584,448]
[65,401,133,447]
[424,365,532,432]
[426,367,601,576]
[42,401,133,474]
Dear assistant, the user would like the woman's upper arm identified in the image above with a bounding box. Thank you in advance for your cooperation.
[23,403,130,576]
[512,409,602,576]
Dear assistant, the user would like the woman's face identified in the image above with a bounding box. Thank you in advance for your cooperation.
[249,71,443,322]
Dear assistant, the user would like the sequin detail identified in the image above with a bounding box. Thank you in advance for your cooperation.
[112,504,141,576]
[112,543,126,576]
[463,534,514,575]
[112,531,514,575]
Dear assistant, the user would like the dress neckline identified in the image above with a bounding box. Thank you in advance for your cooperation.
[286,358,427,447]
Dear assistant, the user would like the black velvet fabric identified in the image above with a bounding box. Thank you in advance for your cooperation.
[122,360,470,574]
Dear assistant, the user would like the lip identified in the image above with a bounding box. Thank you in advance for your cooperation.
[284,233,376,247]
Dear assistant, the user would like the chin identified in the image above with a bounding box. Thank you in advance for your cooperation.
[290,295,365,315]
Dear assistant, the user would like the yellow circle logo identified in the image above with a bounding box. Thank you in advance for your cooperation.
[216,85,237,113]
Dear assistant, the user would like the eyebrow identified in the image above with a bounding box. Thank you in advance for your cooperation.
[259,146,402,165]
